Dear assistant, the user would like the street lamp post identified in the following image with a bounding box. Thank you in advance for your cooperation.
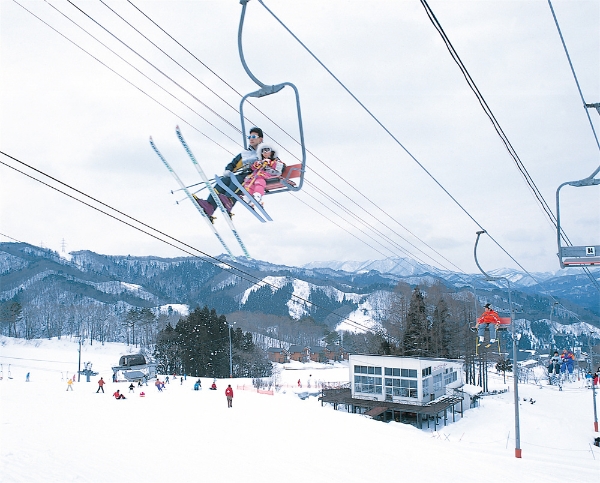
[77,334,82,383]
[589,333,599,432]
[229,322,235,378]
[474,231,522,458]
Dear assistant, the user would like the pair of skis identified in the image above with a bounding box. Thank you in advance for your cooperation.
[150,127,250,259]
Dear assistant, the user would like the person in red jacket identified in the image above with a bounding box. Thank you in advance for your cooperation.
[113,389,126,400]
[96,377,105,393]
[477,303,501,347]
[225,384,234,408]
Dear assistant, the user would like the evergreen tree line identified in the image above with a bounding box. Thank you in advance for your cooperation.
[153,306,271,378]
[342,282,476,359]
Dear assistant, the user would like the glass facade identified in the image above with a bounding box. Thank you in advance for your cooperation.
[352,360,459,402]
[354,366,382,394]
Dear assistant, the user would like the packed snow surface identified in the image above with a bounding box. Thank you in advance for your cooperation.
[1,336,599,482]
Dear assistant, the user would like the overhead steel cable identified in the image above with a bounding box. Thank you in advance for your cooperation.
[13,0,234,156]
[122,0,464,273]
[100,0,245,123]
[0,233,23,243]
[304,166,465,273]
[547,0,600,290]
[548,0,600,163]
[255,0,595,292]
[419,0,570,245]
[22,0,460,274]
[300,185,422,262]
[0,152,377,334]
[289,193,391,260]
[72,0,459,272]
[422,0,600,293]
[42,0,241,148]
[65,0,242,136]
[304,180,441,269]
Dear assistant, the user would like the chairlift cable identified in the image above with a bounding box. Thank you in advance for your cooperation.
[122,0,462,273]
[25,0,459,275]
[419,0,569,245]
[63,0,242,141]
[96,0,243,136]
[548,0,600,171]
[0,153,377,334]
[255,0,579,292]
[14,0,234,156]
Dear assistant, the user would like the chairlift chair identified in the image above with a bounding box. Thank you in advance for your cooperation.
[237,0,306,197]
[555,176,600,268]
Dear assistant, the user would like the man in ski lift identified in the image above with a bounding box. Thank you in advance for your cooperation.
[476,303,501,347]
[194,127,263,220]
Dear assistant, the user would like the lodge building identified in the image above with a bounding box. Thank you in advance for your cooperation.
[320,354,465,429]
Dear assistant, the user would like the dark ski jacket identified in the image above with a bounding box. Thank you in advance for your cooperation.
[225,147,259,175]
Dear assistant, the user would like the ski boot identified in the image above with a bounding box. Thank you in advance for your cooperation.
[192,195,216,223]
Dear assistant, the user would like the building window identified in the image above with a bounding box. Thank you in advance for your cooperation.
[354,365,382,375]
[433,373,443,392]
[422,377,430,398]
[385,368,417,378]
[444,370,457,385]
[354,375,382,394]
[422,367,431,377]
[385,377,417,398]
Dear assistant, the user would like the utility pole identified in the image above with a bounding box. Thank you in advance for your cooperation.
[474,231,522,458]
[77,335,82,382]
[229,323,234,378]
[590,333,598,432]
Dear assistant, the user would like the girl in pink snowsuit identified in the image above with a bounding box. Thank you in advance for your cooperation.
[242,143,283,206]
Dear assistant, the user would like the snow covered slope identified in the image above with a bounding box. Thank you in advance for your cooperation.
[1,336,598,482]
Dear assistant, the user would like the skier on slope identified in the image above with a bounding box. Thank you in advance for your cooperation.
[225,384,234,408]
[194,127,264,220]
[96,377,105,393]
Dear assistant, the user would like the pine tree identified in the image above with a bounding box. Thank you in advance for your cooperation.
[431,299,450,358]
[403,287,429,356]
[154,322,180,374]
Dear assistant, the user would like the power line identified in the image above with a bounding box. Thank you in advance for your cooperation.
[121,0,465,274]
[419,0,566,243]
[18,0,458,277]
[255,0,597,294]
[0,151,377,333]
[13,0,235,156]
[13,1,589,305]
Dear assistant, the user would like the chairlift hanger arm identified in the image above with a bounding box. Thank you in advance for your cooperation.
[555,177,600,268]
[237,0,306,192]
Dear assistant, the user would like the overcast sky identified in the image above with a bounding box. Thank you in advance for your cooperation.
[1,0,599,276]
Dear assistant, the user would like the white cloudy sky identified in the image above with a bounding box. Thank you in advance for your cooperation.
[1,0,598,275]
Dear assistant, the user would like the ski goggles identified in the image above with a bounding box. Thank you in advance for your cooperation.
[247,134,260,139]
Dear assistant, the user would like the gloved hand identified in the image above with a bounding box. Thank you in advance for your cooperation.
[222,169,232,177]
[251,161,262,170]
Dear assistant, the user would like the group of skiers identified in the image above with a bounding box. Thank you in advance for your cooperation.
[194,127,284,220]
[547,349,576,376]
[91,375,234,406]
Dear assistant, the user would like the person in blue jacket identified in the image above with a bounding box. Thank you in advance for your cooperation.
[560,349,575,375]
